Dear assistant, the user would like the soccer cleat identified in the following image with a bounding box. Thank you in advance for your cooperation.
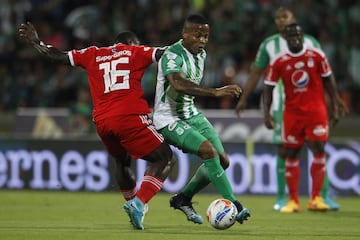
[280,200,300,213]
[307,196,330,212]
[236,208,251,224]
[273,198,287,211]
[124,202,148,226]
[169,193,203,224]
[123,197,146,230]
[324,197,340,211]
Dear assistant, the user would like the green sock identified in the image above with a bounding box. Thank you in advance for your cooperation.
[182,163,211,199]
[276,156,286,200]
[204,157,236,202]
[321,169,329,199]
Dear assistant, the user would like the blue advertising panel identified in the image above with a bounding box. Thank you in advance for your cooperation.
[0,138,358,196]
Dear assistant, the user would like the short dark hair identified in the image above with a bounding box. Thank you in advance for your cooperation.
[114,31,139,44]
[185,14,208,25]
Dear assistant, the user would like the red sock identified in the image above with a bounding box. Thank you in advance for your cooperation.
[285,158,300,204]
[120,187,137,201]
[136,175,164,204]
[311,153,326,200]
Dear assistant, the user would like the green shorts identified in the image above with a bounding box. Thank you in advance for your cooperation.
[160,113,225,155]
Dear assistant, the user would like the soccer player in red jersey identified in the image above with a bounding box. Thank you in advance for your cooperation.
[263,23,348,213]
[18,22,175,229]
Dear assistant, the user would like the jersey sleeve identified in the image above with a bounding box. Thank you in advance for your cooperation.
[318,54,332,77]
[160,50,184,75]
[264,62,279,86]
[134,45,156,66]
[68,46,97,68]
[254,40,270,69]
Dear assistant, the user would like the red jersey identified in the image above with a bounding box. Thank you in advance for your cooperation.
[264,47,331,115]
[68,44,156,122]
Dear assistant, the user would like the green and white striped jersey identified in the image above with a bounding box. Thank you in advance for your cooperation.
[153,40,206,130]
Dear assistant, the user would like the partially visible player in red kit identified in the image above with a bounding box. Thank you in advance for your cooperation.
[263,23,348,213]
[18,22,175,229]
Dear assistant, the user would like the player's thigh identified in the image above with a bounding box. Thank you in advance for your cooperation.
[282,111,305,148]
[188,113,225,154]
[97,115,163,160]
[305,114,329,142]
[160,120,206,154]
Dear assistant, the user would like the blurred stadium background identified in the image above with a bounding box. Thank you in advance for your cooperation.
[0,1,359,196]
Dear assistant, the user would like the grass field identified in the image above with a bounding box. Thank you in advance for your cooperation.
[0,190,359,240]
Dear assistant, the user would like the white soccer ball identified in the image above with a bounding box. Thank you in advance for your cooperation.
[206,198,238,230]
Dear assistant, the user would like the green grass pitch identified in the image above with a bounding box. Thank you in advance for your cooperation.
[0,190,359,240]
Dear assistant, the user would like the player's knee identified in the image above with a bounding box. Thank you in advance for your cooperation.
[198,141,218,160]
[157,142,174,165]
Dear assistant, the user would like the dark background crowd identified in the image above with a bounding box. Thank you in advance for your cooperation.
[1,0,360,128]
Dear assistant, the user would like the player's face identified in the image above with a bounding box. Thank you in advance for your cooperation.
[284,25,303,53]
[182,23,209,54]
[275,9,296,33]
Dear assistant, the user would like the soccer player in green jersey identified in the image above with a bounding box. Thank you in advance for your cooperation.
[235,7,340,211]
[153,14,250,225]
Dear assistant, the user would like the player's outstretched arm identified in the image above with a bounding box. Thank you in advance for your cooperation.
[18,22,70,65]
[166,72,241,98]
[235,64,265,117]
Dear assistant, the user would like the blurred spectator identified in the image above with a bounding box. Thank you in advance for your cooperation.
[348,32,360,113]
[67,86,94,136]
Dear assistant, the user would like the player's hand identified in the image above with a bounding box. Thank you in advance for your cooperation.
[264,113,275,129]
[18,22,40,45]
[330,97,349,127]
[235,96,247,118]
[215,85,242,98]
[336,97,349,117]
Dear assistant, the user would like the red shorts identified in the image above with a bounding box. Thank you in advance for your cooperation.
[95,114,164,159]
[282,111,328,148]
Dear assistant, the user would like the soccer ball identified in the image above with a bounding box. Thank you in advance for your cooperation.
[206,198,238,230]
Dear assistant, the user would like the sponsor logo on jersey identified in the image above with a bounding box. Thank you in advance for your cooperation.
[111,48,117,53]
[95,50,132,62]
[144,47,151,51]
[291,70,309,90]
[294,61,304,69]
[313,125,328,136]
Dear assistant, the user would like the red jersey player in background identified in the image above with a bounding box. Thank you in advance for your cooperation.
[263,23,348,213]
[18,22,175,230]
